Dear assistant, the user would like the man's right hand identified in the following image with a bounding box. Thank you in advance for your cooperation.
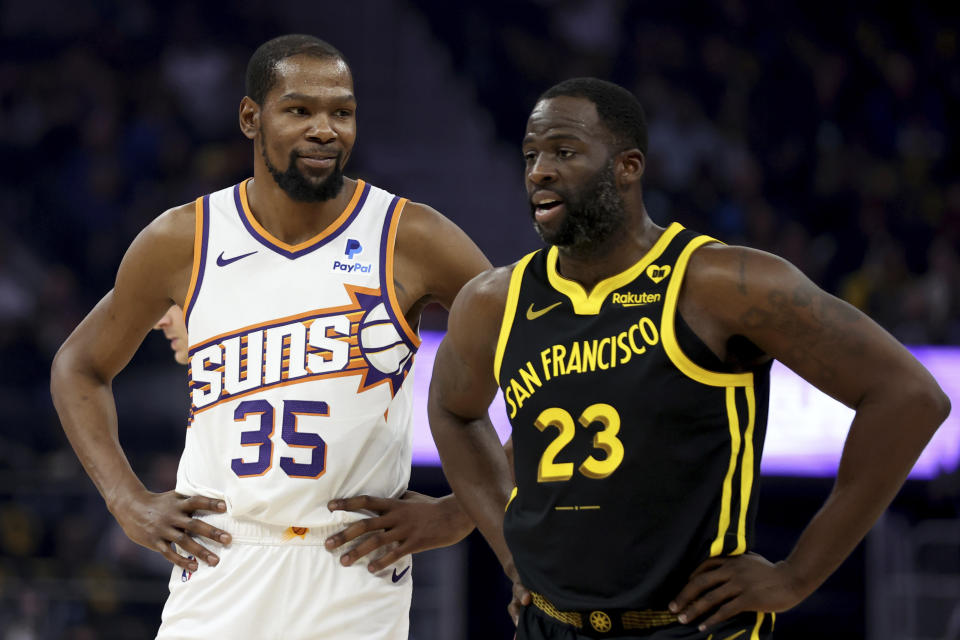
[509,580,531,626]
[110,489,232,571]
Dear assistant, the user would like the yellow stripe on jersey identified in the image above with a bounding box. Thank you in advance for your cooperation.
[710,385,757,557]
[750,612,766,639]
[384,197,420,347]
[735,385,757,554]
[711,386,743,556]
[237,178,366,253]
[505,486,518,511]
[545,222,684,315]
[660,234,754,388]
[494,251,538,385]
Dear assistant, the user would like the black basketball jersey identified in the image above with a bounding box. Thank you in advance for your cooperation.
[496,223,771,610]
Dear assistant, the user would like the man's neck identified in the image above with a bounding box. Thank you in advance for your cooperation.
[245,173,358,246]
[554,209,662,293]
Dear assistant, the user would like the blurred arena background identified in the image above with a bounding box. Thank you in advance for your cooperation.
[1,0,958,638]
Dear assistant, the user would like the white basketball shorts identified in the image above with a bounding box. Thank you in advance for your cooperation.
[155,514,412,640]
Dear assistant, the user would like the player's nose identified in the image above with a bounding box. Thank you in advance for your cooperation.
[527,157,557,185]
[305,115,336,143]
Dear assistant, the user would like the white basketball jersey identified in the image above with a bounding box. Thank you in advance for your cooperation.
[179,178,419,526]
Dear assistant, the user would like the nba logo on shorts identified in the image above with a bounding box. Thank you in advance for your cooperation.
[181,556,195,582]
[345,239,362,259]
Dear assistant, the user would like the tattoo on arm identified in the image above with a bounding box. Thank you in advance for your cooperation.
[739,283,863,381]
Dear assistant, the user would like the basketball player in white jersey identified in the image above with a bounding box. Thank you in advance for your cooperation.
[51,34,489,639]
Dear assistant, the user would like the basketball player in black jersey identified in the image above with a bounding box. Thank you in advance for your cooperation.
[428,78,950,639]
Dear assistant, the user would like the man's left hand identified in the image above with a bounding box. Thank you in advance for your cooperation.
[669,552,805,630]
[325,491,475,571]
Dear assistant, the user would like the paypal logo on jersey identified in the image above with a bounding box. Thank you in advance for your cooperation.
[332,261,371,273]
[345,239,362,259]
[334,239,371,273]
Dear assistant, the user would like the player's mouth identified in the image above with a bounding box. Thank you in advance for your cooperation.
[298,155,337,170]
[532,191,565,224]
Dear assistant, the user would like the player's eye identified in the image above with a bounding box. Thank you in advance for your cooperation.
[558,149,575,159]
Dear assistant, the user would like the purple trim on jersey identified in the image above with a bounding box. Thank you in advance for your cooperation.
[187,310,357,357]
[362,340,407,354]
[379,195,419,354]
[184,195,211,329]
[232,181,371,259]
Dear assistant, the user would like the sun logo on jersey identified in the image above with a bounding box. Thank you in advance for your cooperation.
[186,285,416,424]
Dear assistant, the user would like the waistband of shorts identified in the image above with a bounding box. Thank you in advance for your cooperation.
[195,512,363,546]
[531,592,678,637]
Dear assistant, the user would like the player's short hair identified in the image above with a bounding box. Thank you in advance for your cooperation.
[539,78,648,155]
[245,34,350,105]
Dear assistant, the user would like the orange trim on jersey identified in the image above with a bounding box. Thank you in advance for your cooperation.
[188,285,378,352]
[384,197,421,347]
[237,178,366,253]
[182,196,206,327]
[191,364,397,417]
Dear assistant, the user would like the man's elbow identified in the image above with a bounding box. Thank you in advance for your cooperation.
[50,341,98,402]
[931,385,952,425]
[909,377,952,432]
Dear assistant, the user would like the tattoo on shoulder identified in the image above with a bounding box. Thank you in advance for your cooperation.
[739,283,863,381]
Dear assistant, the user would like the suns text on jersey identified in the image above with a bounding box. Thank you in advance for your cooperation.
[189,311,356,412]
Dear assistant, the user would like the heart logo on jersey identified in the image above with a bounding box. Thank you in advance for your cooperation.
[646,265,671,284]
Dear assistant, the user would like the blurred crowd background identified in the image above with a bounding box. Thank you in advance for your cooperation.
[0,0,957,638]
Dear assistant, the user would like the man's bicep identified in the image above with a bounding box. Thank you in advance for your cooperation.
[429,270,507,419]
[430,332,499,421]
[727,250,922,408]
[405,202,492,310]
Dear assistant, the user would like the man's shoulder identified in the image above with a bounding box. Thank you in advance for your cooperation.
[149,201,198,242]
[454,262,524,314]
[686,242,790,283]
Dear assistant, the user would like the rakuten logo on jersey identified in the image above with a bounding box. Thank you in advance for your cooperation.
[332,260,372,273]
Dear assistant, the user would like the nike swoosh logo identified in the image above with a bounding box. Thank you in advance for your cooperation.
[391,565,410,583]
[526,301,562,320]
[216,250,257,267]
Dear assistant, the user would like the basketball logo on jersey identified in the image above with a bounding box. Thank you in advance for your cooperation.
[359,303,413,375]
[187,285,414,421]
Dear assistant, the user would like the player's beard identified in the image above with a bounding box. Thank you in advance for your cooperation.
[260,136,344,202]
[530,160,626,253]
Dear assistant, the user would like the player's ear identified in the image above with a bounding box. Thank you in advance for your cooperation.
[239,96,260,140]
[617,149,645,186]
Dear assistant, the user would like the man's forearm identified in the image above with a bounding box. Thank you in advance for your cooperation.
[51,353,144,509]
[783,383,949,596]
[430,407,516,575]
